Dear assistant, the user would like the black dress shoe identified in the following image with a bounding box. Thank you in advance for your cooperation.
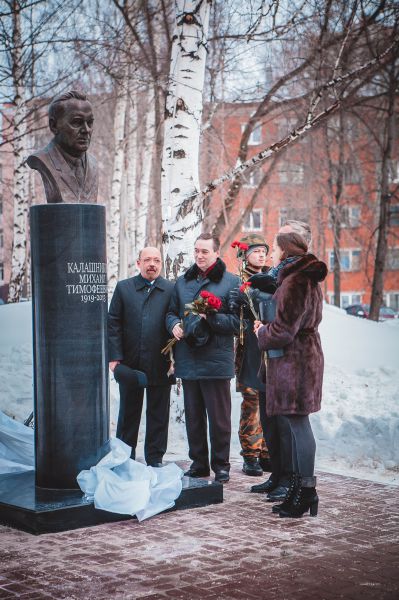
[242,458,263,477]
[266,485,289,502]
[215,470,230,483]
[148,462,163,468]
[184,467,210,478]
[259,457,272,472]
[250,475,278,494]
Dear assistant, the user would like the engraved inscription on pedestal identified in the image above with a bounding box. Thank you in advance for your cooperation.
[65,262,107,303]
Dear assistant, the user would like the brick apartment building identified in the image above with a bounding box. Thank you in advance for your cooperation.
[1,99,398,309]
[202,102,399,310]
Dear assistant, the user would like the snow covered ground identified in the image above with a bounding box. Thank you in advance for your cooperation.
[0,301,398,484]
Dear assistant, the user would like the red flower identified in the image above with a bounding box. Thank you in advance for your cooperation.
[240,243,249,251]
[207,295,222,310]
[239,282,252,293]
[200,290,212,299]
[231,240,240,248]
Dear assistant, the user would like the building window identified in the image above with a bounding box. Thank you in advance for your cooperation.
[329,249,361,271]
[388,160,399,184]
[241,124,262,145]
[344,163,361,184]
[386,292,399,311]
[0,232,3,248]
[279,205,310,227]
[0,198,2,216]
[279,164,304,185]
[389,205,399,227]
[243,169,262,188]
[386,248,399,270]
[328,205,361,228]
[243,209,262,231]
[328,292,362,308]
[343,206,361,228]
[0,262,4,283]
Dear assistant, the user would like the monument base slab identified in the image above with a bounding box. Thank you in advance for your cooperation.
[0,471,223,535]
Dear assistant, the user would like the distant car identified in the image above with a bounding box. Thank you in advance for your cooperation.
[345,304,398,320]
[0,298,4,305]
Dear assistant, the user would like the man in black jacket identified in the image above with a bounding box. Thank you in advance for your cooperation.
[166,233,239,483]
[108,247,174,466]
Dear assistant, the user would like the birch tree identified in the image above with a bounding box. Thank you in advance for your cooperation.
[108,80,128,292]
[121,86,137,279]
[134,96,155,263]
[161,0,212,280]
[7,1,28,302]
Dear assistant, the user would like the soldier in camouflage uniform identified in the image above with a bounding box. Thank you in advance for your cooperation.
[232,234,271,476]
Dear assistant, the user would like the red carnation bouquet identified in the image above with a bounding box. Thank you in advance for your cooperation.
[185,290,223,315]
[161,291,223,366]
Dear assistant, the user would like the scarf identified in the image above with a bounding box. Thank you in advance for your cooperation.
[268,256,301,282]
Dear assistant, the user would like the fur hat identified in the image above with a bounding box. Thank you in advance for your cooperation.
[276,232,308,258]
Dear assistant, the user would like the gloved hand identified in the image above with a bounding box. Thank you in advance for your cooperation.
[228,287,246,313]
[248,273,277,294]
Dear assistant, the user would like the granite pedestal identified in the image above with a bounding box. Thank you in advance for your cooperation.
[30,204,109,489]
[0,471,223,535]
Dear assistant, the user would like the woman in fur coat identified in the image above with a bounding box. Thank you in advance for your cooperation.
[254,232,327,518]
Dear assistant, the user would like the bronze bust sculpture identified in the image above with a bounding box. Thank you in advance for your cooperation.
[27,90,98,203]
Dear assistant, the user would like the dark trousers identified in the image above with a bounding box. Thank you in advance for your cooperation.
[259,392,291,485]
[116,385,170,463]
[279,415,316,478]
[182,379,231,473]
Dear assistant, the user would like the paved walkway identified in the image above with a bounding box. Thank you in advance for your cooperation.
[0,462,398,600]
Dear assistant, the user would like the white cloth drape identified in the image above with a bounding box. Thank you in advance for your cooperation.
[77,437,184,521]
[0,410,34,474]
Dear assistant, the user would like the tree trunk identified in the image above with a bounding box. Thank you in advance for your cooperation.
[161,0,212,280]
[333,112,345,307]
[135,97,155,261]
[8,2,28,303]
[123,88,138,278]
[107,81,128,293]
[369,64,396,321]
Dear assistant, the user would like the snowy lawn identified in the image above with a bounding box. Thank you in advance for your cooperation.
[0,301,398,484]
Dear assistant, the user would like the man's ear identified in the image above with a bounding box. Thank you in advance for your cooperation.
[49,117,57,135]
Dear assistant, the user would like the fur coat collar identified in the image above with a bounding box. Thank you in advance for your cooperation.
[277,254,327,285]
[184,257,226,282]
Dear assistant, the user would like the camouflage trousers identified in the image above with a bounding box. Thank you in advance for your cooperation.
[238,385,269,459]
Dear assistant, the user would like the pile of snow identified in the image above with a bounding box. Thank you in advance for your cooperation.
[0,301,398,484]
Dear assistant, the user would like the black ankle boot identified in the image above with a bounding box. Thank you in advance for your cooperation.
[272,473,300,514]
[279,477,318,518]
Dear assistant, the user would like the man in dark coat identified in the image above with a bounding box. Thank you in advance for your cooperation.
[166,233,239,483]
[108,247,174,466]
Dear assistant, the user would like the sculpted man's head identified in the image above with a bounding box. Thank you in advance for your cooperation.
[137,247,162,281]
[49,90,94,158]
[194,233,220,271]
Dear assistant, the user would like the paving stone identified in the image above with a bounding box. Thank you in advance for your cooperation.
[0,464,398,599]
